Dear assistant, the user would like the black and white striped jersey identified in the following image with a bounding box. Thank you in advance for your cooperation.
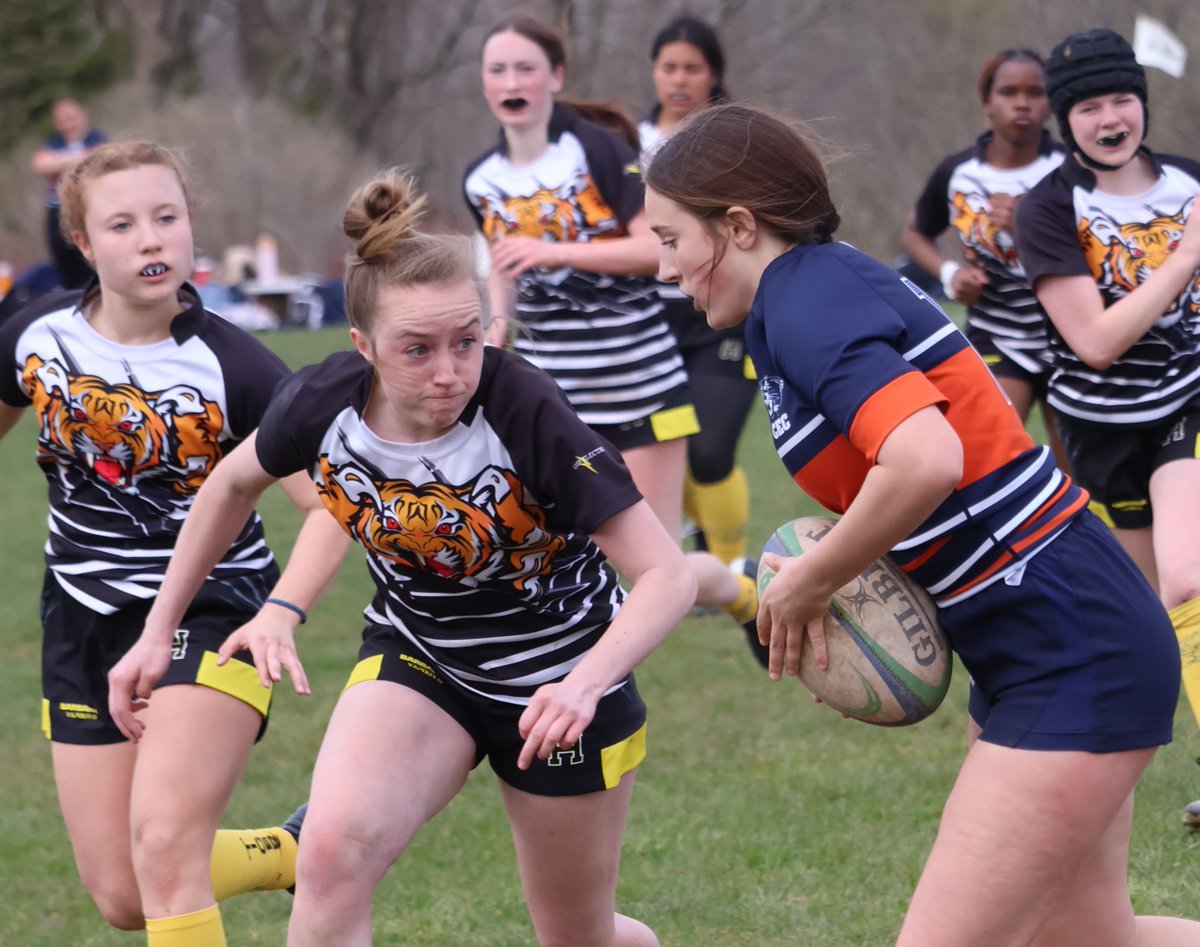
[1018,149,1200,424]
[255,346,643,706]
[912,130,1064,375]
[0,287,290,613]
[464,104,687,427]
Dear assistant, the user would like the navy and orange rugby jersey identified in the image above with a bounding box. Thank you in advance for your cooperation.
[463,104,686,427]
[255,345,643,706]
[0,284,290,614]
[744,243,1087,606]
[911,130,1063,375]
[1017,149,1200,424]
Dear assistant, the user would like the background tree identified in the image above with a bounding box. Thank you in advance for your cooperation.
[0,0,1196,276]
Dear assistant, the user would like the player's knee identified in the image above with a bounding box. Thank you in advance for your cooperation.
[687,446,734,485]
[1159,571,1200,612]
[613,913,660,947]
[87,885,144,931]
[296,816,392,896]
[75,857,144,930]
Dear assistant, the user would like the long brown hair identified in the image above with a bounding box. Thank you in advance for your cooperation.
[643,104,840,248]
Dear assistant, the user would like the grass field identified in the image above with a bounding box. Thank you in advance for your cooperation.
[0,325,1197,946]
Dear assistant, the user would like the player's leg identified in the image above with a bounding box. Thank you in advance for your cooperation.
[1148,453,1200,827]
[51,740,143,929]
[1039,402,1072,476]
[130,683,260,941]
[995,373,1035,423]
[685,368,757,566]
[622,438,754,632]
[287,679,477,947]
[621,437,686,544]
[1027,790,1200,945]
[501,772,657,947]
[897,743,1153,947]
[1148,456,1200,611]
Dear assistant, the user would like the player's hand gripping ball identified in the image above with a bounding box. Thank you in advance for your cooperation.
[759,516,951,726]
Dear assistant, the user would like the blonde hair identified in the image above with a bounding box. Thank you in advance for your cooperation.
[58,141,193,242]
[342,169,483,333]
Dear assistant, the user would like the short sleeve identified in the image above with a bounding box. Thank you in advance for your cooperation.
[573,120,645,229]
[1015,176,1091,287]
[484,352,641,534]
[255,351,363,479]
[763,255,946,461]
[911,153,959,239]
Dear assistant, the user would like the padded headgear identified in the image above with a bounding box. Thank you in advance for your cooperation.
[1045,29,1149,166]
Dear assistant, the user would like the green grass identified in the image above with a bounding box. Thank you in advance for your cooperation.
[1,325,1197,946]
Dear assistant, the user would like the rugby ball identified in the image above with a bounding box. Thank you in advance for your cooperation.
[758,516,951,726]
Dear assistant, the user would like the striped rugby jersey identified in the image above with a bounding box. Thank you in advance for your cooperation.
[1017,149,1200,424]
[911,130,1064,375]
[464,104,687,427]
[255,346,642,706]
[744,242,1087,606]
[0,286,289,614]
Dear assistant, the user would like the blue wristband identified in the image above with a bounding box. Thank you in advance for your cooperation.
[265,597,307,624]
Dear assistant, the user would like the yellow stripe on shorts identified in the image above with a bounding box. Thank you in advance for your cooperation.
[343,654,385,694]
[743,355,757,381]
[197,651,273,716]
[1087,499,1115,529]
[649,404,700,442]
[41,698,51,740]
[600,722,647,789]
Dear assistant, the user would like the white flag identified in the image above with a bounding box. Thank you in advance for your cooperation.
[1133,15,1187,79]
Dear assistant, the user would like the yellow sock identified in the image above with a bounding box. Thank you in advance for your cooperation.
[145,904,225,947]
[723,569,758,625]
[210,825,298,901]
[690,468,750,564]
[1169,597,1200,733]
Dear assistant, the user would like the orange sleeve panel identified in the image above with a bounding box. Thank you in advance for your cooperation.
[848,372,948,464]
[926,348,1036,488]
[792,436,872,515]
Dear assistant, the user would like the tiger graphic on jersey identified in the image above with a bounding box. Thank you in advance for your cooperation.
[951,190,1018,268]
[318,459,566,593]
[1080,200,1200,329]
[22,353,224,494]
[479,174,619,245]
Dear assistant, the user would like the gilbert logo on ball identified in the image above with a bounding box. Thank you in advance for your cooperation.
[758,516,951,726]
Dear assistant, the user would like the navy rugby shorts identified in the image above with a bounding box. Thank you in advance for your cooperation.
[955,512,1178,752]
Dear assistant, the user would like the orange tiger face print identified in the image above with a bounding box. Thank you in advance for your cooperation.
[483,186,582,243]
[951,190,1016,266]
[23,354,224,493]
[479,173,620,245]
[1080,203,1200,325]
[318,460,565,592]
[1082,210,1185,291]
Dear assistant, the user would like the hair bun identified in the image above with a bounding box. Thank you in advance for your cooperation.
[342,170,428,264]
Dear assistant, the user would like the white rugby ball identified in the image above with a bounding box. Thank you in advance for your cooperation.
[758,516,951,726]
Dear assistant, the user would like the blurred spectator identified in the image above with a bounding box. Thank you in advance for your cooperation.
[30,98,107,289]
